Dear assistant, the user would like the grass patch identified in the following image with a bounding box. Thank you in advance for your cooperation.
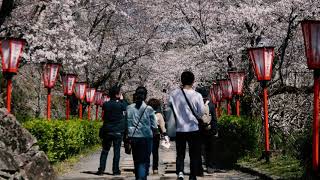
[237,155,303,179]
[53,144,101,175]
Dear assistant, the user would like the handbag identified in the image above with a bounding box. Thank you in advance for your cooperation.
[180,88,212,135]
[124,106,148,154]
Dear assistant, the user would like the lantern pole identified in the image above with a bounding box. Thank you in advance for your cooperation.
[236,95,240,117]
[66,96,70,120]
[47,88,51,120]
[6,77,12,113]
[227,100,231,115]
[218,102,221,117]
[96,105,99,120]
[79,102,83,120]
[261,81,270,162]
[88,103,91,120]
[313,69,320,171]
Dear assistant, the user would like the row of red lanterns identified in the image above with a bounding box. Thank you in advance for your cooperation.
[208,20,320,171]
[43,68,110,121]
[209,47,274,163]
[209,71,245,117]
[0,40,109,120]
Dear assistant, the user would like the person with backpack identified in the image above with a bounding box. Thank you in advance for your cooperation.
[126,86,158,180]
[97,85,127,176]
[168,71,205,180]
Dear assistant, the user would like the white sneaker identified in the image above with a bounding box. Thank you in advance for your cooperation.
[178,172,184,180]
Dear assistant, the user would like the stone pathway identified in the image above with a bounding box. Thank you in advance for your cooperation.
[59,142,258,180]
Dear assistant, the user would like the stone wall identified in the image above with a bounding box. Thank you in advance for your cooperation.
[0,108,55,179]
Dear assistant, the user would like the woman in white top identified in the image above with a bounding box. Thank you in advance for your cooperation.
[147,98,167,174]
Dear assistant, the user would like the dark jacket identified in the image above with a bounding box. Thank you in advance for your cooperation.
[101,99,128,135]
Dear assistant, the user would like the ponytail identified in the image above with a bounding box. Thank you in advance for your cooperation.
[135,86,147,109]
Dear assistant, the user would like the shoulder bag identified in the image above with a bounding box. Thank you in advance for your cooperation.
[124,106,148,154]
[180,88,212,135]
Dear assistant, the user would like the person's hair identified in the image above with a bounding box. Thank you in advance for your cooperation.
[135,86,148,109]
[181,71,195,86]
[147,98,161,112]
[132,93,137,103]
[109,85,121,99]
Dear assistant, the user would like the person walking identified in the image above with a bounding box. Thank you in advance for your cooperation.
[147,98,168,174]
[97,85,127,175]
[198,89,218,174]
[126,86,158,180]
[169,71,205,180]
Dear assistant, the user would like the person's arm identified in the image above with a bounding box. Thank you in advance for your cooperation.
[156,113,166,134]
[149,109,158,131]
[123,107,129,141]
[168,94,173,107]
[196,94,205,117]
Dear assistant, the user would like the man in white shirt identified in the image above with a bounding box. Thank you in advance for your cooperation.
[169,71,205,180]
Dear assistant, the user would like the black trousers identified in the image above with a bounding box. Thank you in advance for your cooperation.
[152,134,160,170]
[176,131,203,176]
[201,133,215,168]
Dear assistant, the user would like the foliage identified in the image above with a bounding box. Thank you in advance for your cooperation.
[294,127,314,178]
[211,115,261,167]
[23,118,101,163]
[238,155,303,179]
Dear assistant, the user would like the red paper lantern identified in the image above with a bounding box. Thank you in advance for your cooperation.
[62,74,77,96]
[228,71,245,95]
[301,20,320,69]
[248,47,274,81]
[103,95,110,103]
[94,91,103,106]
[43,63,61,89]
[0,38,26,74]
[86,88,96,103]
[219,79,233,100]
[74,82,87,100]
[212,83,222,102]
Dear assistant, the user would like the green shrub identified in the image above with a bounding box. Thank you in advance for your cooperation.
[295,129,313,178]
[211,115,261,167]
[23,118,101,163]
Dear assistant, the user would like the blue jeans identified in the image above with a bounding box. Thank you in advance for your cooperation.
[98,133,122,173]
[131,137,153,180]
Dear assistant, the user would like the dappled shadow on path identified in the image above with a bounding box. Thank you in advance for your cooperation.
[80,171,126,179]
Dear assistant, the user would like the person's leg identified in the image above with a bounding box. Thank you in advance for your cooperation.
[98,136,112,173]
[176,132,187,175]
[145,137,153,176]
[112,134,122,174]
[205,134,214,170]
[188,131,203,177]
[131,138,140,179]
[152,135,160,171]
[131,138,148,179]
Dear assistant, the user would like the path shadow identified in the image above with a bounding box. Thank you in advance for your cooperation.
[81,171,113,175]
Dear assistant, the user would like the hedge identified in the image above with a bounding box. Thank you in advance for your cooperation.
[23,119,101,163]
[211,115,261,167]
